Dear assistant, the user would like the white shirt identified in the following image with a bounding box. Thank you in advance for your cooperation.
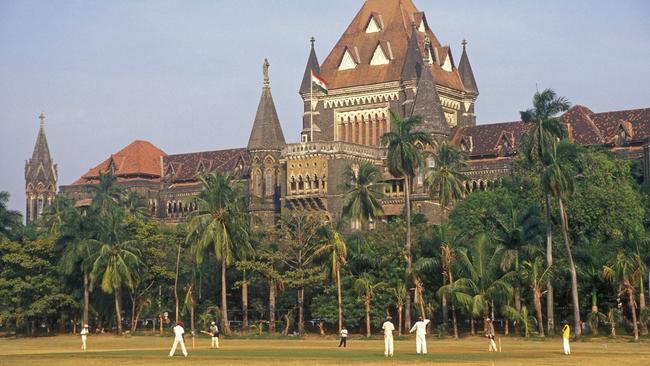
[340,329,348,337]
[173,325,185,341]
[80,328,89,336]
[409,319,430,336]
[382,321,395,337]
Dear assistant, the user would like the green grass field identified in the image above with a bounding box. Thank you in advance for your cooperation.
[0,334,648,366]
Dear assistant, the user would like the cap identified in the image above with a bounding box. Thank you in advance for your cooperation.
[211,321,216,325]
[176,321,184,326]
[84,324,89,328]
[386,316,392,320]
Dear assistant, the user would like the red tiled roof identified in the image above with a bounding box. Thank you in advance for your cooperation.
[164,148,250,182]
[73,140,167,185]
[319,0,465,91]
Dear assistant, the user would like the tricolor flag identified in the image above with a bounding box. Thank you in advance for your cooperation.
[311,71,328,95]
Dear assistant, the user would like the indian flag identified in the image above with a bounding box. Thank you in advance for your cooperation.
[311,71,328,95]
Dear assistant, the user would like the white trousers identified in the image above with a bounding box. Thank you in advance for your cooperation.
[211,336,219,348]
[81,335,87,351]
[488,338,497,352]
[169,339,188,357]
[384,335,394,356]
[563,338,571,355]
[415,334,427,354]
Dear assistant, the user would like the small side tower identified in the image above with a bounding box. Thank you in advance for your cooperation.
[25,113,57,224]
[299,37,323,143]
[458,39,479,128]
[247,59,286,227]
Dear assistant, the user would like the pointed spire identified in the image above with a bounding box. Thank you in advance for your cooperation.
[248,60,286,151]
[299,37,321,95]
[31,112,53,164]
[401,23,424,81]
[458,39,478,94]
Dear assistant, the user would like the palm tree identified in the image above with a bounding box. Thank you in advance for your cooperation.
[389,283,407,336]
[123,191,149,219]
[432,223,462,338]
[439,234,513,332]
[89,209,142,335]
[88,173,124,215]
[427,142,467,222]
[381,109,433,329]
[543,149,581,338]
[317,224,348,333]
[57,205,99,327]
[340,162,386,229]
[354,273,385,337]
[0,191,22,240]
[604,251,643,341]
[39,195,73,235]
[186,172,251,336]
[521,257,553,336]
[519,89,570,336]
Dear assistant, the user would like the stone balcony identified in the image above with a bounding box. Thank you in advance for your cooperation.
[282,141,386,160]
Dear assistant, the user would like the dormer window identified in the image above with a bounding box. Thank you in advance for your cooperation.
[339,48,358,71]
[370,43,390,65]
[365,14,382,33]
[442,53,453,72]
[617,128,628,146]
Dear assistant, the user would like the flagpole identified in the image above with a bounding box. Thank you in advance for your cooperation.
[310,72,314,142]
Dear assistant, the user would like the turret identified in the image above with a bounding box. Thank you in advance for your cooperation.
[458,39,479,128]
[25,113,58,224]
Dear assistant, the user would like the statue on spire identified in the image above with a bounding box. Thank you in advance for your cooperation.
[263,58,270,87]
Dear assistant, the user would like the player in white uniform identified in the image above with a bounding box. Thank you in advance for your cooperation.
[168,321,188,357]
[381,316,395,357]
[80,324,89,351]
[209,321,220,349]
[409,316,430,354]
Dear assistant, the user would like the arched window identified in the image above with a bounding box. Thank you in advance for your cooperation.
[290,176,297,192]
[472,181,478,191]
[298,176,304,191]
[254,170,263,197]
[265,170,274,197]
[479,181,485,191]
[305,175,311,190]
[313,175,320,190]
[168,202,172,214]
[173,201,177,213]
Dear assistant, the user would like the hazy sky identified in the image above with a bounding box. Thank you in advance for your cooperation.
[1,0,649,215]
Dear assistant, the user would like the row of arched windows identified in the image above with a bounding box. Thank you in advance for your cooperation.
[252,169,277,198]
[166,200,198,217]
[464,179,499,192]
[289,174,326,194]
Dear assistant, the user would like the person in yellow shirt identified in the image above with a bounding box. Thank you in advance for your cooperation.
[561,320,571,355]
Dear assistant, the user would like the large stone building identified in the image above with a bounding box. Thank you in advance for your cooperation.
[29,0,650,226]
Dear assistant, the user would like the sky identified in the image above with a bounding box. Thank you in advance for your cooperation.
[1,0,649,215]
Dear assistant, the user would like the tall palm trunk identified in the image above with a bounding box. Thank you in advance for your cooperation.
[83,272,89,326]
[558,199,581,339]
[533,287,545,336]
[268,280,276,333]
[114,289,123,335]
[397,304,403,336]
[639,281,648,336]
[449,271,459,339]
[174,243,181,322]
[404,175,412,333]
[221,257,232,336]
[336,262,343,333]
[298,286,305,335]
[364,298,371,337]
[544,193,555,336]
[242,280,249,332]
[627,286,639,341]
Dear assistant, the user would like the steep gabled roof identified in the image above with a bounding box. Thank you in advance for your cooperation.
[164,148,249,183]
[319,0,465,91]
[248,60,286,150]
[458,41,478,94]
[73,140,167,184]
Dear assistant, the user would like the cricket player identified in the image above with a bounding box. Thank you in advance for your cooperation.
[409,316,430,355]
[562,320,571,355]
[381,316,395,357]
[169,321,188,357]
[485,318,497,352]
[338,326,348,348]
[80,324,89,351]
[210,321,220,349]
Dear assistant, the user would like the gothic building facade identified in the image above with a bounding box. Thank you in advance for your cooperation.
[29,0,650,226]
[25,113,58,224]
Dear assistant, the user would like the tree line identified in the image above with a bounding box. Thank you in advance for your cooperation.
[0,89,648,340]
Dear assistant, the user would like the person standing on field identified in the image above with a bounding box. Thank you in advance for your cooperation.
[562,320,571,355]
[338,326,348,348]
[485,318,498,352]
[382,316,395,357]
[80,324,89,351]
[210,321,220,349]
[169,321,188,357]
[409,316,430,355]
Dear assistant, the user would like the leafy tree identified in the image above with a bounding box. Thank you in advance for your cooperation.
[381,109,433,329]
[316,224,348,332]
[519,89,570,335]
[427,142,467,221]
[603,251,644,341]
[39,195,74,236]
[186,172,251,336]
[340,162,386,229]
[354,272,385,337]
[0,191,22,240]
[88,173,125,215]
[521,257,553,336]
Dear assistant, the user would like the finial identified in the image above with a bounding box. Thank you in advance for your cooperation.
[462,39,468,49]
[39,112,45,126]
[310,37,315,48]
[263,59,270,87]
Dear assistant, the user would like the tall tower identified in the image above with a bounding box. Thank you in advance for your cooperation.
[247,59,286,227]
[25,113,57,224]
